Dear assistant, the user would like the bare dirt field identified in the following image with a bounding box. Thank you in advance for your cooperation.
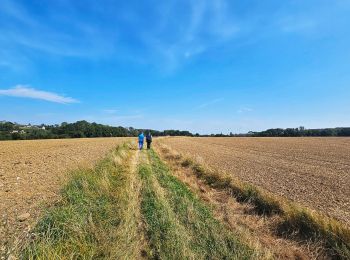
[159,137,350,226]
[0,138,127,256]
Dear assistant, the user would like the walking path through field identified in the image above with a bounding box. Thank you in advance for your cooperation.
[132,145,327,259]
[18,143,259,259]
[135,147,257,259]
[6,141,343,259]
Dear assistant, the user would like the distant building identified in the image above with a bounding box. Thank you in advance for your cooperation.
[10,130,25,134]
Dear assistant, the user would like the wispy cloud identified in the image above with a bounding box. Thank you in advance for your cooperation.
[0,0,116,63]
[0,0,241,72]
[237,107,253,114]
[196,98,224,109]
[279,16,317,33]
[0,85,79,104]
[1,0,340,74]
[141,0,240,71]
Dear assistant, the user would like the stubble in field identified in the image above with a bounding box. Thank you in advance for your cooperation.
[160,137,350,226]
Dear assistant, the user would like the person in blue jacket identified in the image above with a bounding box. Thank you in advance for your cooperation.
[138,132,145,150]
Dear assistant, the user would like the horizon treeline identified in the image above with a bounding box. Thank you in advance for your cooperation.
[245,126,350,137]
[206,126,350,137]
[0,121,349,140]
[0,120,192,140]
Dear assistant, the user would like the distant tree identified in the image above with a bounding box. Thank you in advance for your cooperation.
[337,128,350,136]
[0,122,15,131]
[11,132,21,140]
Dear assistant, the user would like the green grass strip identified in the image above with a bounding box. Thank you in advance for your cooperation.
[139,150,255,260]
[138,164,195,259]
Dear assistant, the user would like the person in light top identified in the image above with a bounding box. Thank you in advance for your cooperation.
[138,132,144,150]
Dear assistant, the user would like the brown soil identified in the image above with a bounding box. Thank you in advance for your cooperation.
[0,138,127,258]
[158,137,350,227]
[154,142,327,259]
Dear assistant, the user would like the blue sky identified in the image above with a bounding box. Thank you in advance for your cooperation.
[0,0,349,134]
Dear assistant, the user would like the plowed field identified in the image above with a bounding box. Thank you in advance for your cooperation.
[0,138,127,255]
[159,137,350,226]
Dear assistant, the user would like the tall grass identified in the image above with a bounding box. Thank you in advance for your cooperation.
[138,149,258,259]
[191,162,282,215]
[21,143,143,259]
[157,144,350,259]
[139,164,194,259]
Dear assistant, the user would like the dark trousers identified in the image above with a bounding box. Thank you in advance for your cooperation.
[147,141,152,149]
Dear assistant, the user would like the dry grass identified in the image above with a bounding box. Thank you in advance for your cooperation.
[19,143,260,259]
[1,137,130,259]
[155,145,318,259]
[20,142,144,259]
[156,141,350,259]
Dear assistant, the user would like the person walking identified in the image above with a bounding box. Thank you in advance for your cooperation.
[146,132,153,149]
[138,132,144,150]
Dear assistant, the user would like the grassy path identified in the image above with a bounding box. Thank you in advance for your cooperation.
[20,142,261,259]
[138,149,256,259]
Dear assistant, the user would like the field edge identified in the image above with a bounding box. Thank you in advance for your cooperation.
[155,141,350,259]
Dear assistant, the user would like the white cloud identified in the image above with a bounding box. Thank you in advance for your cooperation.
[0,85,79,104]
[196,98,224,109]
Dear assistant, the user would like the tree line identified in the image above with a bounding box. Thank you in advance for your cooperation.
[193,126,350,137]
[1,121,349,141]
[246,127,350,137]
[0,120,193,140]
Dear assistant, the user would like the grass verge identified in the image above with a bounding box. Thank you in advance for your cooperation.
[157,143,350,259]
[21,142,143,259]
[138,149,257,259]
